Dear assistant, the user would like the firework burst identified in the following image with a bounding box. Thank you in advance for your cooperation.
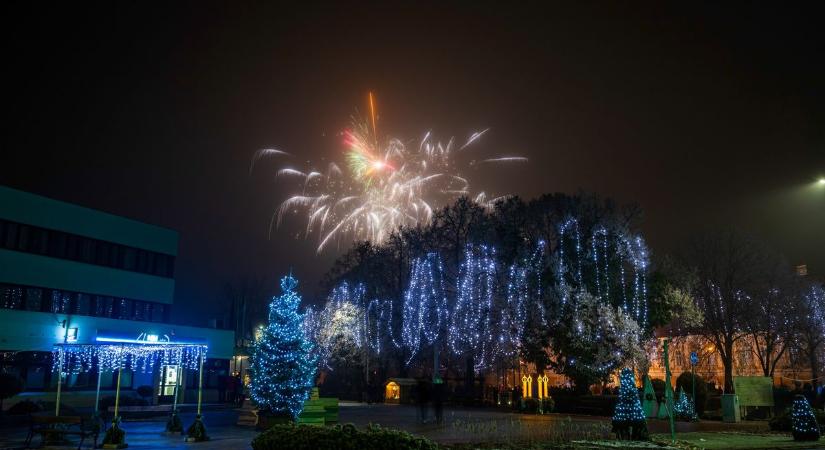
[255,95,526,252]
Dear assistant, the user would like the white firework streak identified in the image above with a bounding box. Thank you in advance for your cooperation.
[261,124,526,252]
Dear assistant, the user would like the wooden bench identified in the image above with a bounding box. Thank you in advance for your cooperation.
[25,415,100,450]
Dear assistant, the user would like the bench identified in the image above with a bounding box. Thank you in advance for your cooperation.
[106,404,172,413]
[25,415,100,450]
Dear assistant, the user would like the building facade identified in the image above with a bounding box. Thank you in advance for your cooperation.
[0,185,233,409]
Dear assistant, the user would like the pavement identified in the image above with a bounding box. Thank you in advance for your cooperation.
[0,402,779,449]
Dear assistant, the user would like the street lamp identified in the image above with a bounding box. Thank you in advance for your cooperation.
[818,178,825,186]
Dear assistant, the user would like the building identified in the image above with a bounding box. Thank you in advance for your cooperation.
[0,185,234,409]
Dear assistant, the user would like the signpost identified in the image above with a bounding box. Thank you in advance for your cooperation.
[690,351,698,407]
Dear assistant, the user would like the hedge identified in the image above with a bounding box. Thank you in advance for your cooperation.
[251,423,439,450]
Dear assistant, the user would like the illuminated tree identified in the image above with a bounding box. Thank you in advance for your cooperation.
[548,293,644,393]
[612,368,648,440]
[673,386,697,421]
[791,395,820,441]
[249,273,317,419]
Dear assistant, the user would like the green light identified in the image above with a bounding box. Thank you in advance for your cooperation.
[818,178,825,185]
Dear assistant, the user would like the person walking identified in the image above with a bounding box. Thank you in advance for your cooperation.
[432,379,445,424]
[417,378,431,424]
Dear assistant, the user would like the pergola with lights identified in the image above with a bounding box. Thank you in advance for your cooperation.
[52,333,210,445]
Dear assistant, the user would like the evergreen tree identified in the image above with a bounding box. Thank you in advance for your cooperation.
[249,273,318,419]
[673,386,698,421]
[612,368,649,441]
[791,394,820,441]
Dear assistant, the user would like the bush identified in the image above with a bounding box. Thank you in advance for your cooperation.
[136,385,154,401]
[552,395,616,416]
[98,395,148,411]
[650,378,665,401]
[676,372,708,415]
[769,406,825,432]
[0,372,25,412]
[7,400,42,415]
[251,423,439,450]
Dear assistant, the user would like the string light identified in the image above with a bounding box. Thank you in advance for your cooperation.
[673,386,698,420]
[53,341,207,375]
[791,394,820,441]
[303,217,650,371]
[612,367,648,440]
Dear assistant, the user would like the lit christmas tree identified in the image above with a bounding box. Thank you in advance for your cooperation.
[612,368,648,441]
[791,394,820,441]
[673,386,698,421]
[249,273,318,420]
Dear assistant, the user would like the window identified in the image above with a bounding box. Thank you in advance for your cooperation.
[16,225,30,251]
[117,298,133,320]
[66,235,79,260]
[1,285,23,309]
[95,295,115,317]
[48,231,67,258]
[0,281,168,323]
[151,304,166,322]
[2,221,18,248]
[95,242,110,266]
[51,290,73,314]
[25,288,43,311]
[75,294,91,315]
[0,219,175,278]
[136,250,147,273]
[123,248,136,270]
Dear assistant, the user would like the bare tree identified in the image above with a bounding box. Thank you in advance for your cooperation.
[226,276,271,347]
[795,285,825,388]
[744,258,800,378]
[678,230,770,393]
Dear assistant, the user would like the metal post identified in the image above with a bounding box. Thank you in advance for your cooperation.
[172,366,181,411]
[197,348,204,416]
[664,339,675,443]
[95,368,103,413]
[114,345,124,418]
[55,347,64,416]
[692,365,696,408]
[114,367,123,418]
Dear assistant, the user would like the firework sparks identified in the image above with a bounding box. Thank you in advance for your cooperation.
[255,96,526,252]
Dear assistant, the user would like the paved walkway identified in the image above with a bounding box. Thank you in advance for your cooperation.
[0,403,774,449]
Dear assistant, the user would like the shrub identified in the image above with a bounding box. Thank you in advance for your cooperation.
[98,395,148,411]
[136,385,154,401]
[251,423,439,450]
[7,399,42,415]
[676,372,707,415]
[650,378,665,401]
[0,373,25,411]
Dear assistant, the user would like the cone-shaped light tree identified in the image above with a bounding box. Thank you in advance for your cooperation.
[792,394,820,441]
[249,273,318,420]
[673,386,698,421]
[612,368,649,441]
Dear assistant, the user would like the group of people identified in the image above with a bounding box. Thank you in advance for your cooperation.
[412,377,445,424]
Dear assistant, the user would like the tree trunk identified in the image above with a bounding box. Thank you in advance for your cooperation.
[810,348,820,389]
[723,340,734,393]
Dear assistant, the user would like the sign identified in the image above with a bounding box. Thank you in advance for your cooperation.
[690,352,698,366]
[733,376,774,407]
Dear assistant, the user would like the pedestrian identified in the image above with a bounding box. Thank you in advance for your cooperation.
[433,379,444,424]
[417,378,431,424]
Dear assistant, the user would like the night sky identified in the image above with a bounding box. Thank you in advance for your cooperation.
[3,2,823,326]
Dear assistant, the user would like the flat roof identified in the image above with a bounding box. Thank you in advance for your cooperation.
[0,185,178,255]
